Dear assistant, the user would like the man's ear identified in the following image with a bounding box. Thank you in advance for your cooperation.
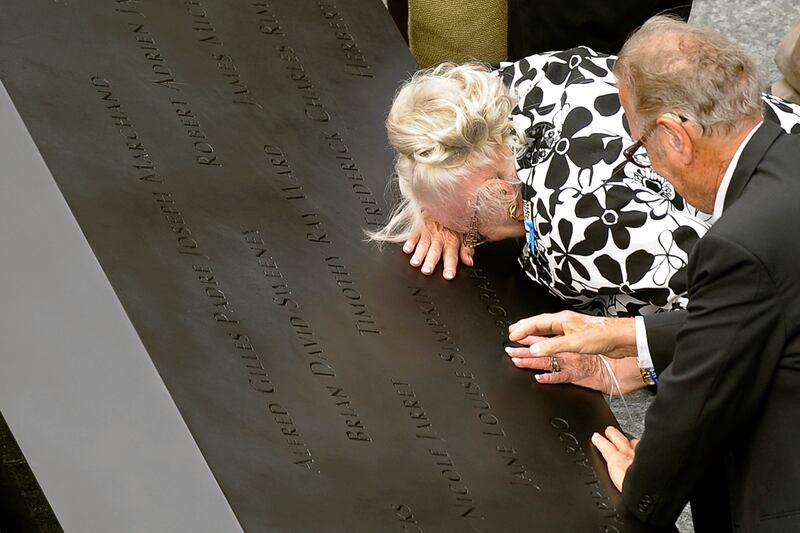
[656,114,693,163]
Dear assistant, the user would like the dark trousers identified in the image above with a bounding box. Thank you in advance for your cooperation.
[507,1,692,59]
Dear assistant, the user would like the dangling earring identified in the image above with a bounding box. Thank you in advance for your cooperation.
[509,202,524,222]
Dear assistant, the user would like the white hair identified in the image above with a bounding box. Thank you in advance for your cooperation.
[368,63,523,242]
[614,15,763,138]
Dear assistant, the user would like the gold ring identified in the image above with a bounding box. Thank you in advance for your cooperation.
[551,356,561,373]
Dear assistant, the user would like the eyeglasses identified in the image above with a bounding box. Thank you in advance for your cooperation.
[623,137,651,168]
[623,113,688,169]
[462,208,488,248]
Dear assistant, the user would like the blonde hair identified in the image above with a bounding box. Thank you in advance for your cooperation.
[614,15,762,138]
[368,63,522,242]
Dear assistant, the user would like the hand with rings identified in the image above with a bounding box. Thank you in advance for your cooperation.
[505,336,646,395]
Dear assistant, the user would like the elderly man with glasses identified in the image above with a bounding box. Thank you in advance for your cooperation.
[507,16,800,531]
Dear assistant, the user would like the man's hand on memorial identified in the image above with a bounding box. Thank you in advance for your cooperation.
[505,342,646,394]
[591,426,638,492]
[508,311,638,359]
[403,218,473,280]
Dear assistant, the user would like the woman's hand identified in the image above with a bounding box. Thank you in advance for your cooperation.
[505,336,646,395]
[403,218,474,280]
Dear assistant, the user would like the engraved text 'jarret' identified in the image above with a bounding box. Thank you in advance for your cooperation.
[392,380,483,520]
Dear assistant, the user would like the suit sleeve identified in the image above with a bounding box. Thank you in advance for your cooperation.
[622,233,786,526]
[642,310,687,374]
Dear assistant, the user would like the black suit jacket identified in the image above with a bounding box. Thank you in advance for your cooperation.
[628,121,800,531]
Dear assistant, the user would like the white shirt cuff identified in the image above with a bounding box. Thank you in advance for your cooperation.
[635,316,655,372]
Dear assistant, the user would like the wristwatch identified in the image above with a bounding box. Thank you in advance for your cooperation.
[640,367,658,386]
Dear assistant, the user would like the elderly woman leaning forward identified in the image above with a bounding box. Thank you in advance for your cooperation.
[369,47,800,391]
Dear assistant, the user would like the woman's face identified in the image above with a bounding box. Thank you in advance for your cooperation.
[424,150,523,243]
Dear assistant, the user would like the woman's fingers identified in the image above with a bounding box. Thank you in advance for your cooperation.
[459,244,474,267]
[440,230,461,280]
[403,233,420,254]
[421,238,443,275]
[404,221,473,279]
[507,351,613,394]
[509,355,552,370]
[409,233,430,268]
[508,352,590,386]
[533,370,575,384]
[508,355,580,385]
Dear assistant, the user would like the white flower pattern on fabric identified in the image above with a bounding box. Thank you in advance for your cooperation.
[495,47,800,316]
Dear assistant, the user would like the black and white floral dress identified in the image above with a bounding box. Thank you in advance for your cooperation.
[495,47,800,316]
